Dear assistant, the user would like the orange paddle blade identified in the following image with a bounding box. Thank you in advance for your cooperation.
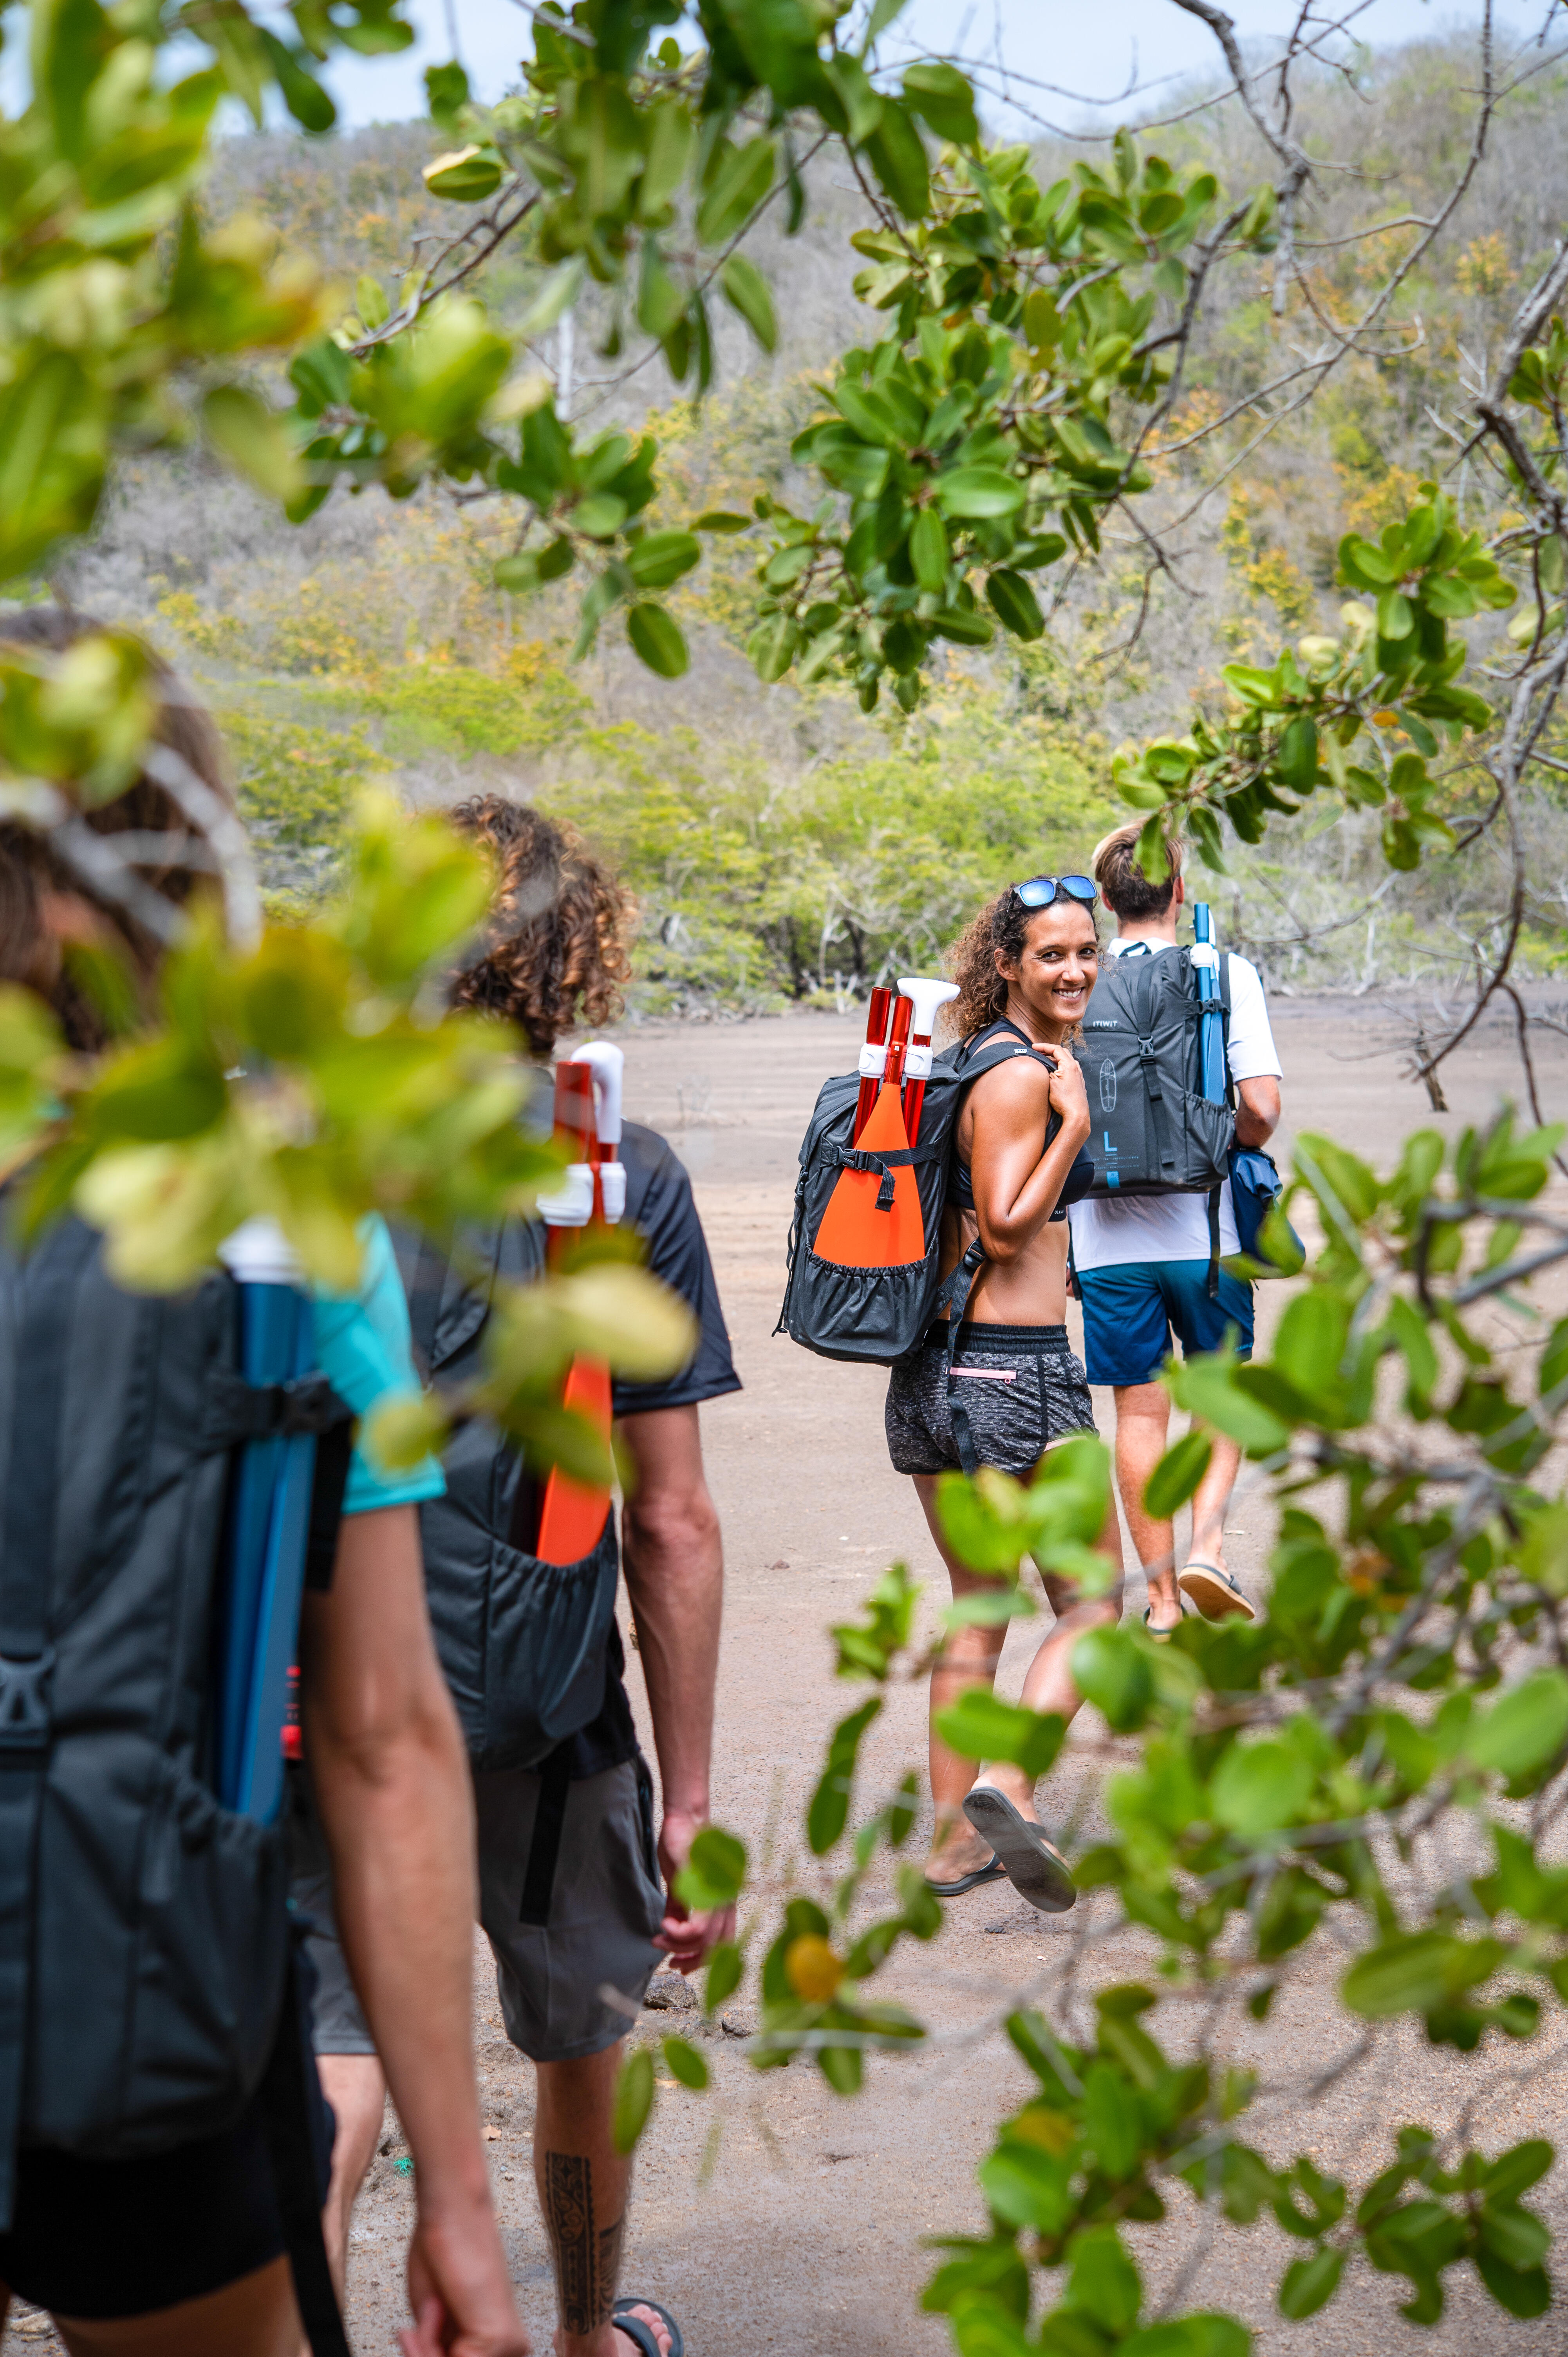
[535,1355,613,1565]
[811,1081,926,1269]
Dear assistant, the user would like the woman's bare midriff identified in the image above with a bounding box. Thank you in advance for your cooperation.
[936,1077,1073,1324]
[938,1200,1070,1326]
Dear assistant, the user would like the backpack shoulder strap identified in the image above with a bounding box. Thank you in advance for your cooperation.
[0,1218,99,2227]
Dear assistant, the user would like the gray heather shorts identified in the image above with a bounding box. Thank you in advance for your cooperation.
[288,1755,665,2066]
[885,1319,1097,1480]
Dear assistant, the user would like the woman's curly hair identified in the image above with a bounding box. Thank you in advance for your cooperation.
[446,795,634,1054]
[944,886,1100,1039]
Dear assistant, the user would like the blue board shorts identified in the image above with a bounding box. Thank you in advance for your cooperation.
[1077,1260,1254,1388]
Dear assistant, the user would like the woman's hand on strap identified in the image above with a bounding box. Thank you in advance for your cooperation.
[1046,1046,1091,1145]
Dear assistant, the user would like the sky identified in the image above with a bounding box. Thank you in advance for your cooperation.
[318,0,1540,132]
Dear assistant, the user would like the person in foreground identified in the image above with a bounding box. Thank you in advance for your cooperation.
[883,877,1124,1912]
[0,610,526,2357]
[296,798,739,2357]
[1068,824,1283,1634]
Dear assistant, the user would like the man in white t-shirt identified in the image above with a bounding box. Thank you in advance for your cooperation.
[1068,824,1283,1633]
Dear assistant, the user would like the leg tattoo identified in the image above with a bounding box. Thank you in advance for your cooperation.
[543,2151,626,2336]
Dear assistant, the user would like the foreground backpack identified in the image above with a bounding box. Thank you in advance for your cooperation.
[0,1212,352,2350]
[777,1028,1053,1366]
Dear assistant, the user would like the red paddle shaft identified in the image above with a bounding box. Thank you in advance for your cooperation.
[882,994,912,1093]
[852,985,895,1143]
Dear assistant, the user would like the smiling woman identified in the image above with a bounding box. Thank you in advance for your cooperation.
[881,881,1125,1916]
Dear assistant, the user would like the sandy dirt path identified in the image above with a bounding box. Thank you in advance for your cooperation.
[7,1000,1564,2357]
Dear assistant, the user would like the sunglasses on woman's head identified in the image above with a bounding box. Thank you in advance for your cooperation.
[1012,874,1098,910]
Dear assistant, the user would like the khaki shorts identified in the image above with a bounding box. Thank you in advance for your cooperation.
[288,1754,665,2065]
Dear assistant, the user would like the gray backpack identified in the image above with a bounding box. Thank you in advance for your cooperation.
[1076,946,1236,1198]
[1073,946,1237,1298]
[0,1212,353,2353]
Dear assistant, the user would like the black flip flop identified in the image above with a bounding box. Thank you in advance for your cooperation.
[961,1788,1076,1914]
[924,1855,1006,1898]
[612,2297,684,2357]
[1177,1559,1257,1623]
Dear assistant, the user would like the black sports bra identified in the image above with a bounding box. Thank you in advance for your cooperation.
[947,1018,1096,1221]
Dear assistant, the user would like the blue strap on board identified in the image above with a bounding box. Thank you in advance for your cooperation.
[215,1226,329,1826]
[1192,902,1227,1104]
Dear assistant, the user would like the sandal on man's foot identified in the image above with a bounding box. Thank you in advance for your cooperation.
[612,2297,684,2357]
[961,1788,1076,1915]
[1177,1560,1257,1623]
[924,1854,1006,1898]
[1143,1605,1185,1645]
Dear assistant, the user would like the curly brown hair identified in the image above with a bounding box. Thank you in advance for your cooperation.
[0,608,232,1052]
[446,794,634,1054]
[945,886,1100,1039]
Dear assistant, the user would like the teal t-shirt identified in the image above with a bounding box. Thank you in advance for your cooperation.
[311,1216,445,1517]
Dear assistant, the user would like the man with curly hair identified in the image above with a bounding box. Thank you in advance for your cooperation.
[290,799,740,2357]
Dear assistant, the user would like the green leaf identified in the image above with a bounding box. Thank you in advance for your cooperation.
[1272,1289,1349,1406]
[1209,1739,1313,1839]
[257,30,336,132]
[1066,2228,1141,2333]
[1167,1355,1288,1457]
[932,606,995,645]
[1070,1626,1154,1733]
[423,143,504,201]
[201,387,302,504]
[1475,2248,1551,2318]
[748,613,799,683]
[719,255,777,353]
[674,1825,747,1911]
[695,510,751,534]
[1377,588,1414,640]
[611,2046,655,2153]
[1142,1430,1212,1519]
[935,1690,1065,1779]
[900,61,979,145]
[626,531,702,589]
[1279,2248,1344,2319]
[423,58,469,127]
[697,137,775,246]
[626,603,689,677]
[807,1697,883,1854]
[661,2033,709,2090]
[986,569,1045,641]
[1467,1671,1568,1778]
[1120,2320,1251,2357]
[704,1941,743,2015]
[909,508,949,593]
[864,100,930,219]
[1343,1931,1507,2020]
[935,468,1026,519]
[1276,714,1318,791]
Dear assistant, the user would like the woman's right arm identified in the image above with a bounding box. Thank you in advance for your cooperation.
[300,1505,529,2357]
[968,1053,1092,1264]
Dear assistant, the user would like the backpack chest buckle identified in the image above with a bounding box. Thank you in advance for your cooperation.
[0,1650,54,1755]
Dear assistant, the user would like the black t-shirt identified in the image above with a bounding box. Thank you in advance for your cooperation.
[564,1120,741,1778]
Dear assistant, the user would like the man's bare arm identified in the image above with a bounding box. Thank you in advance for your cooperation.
[616,1404,733,1970]
[1235,1074,1281,1149]
[300,1505,527,2357]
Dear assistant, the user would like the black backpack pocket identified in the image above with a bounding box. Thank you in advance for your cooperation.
[786,1250,938,1365]
[28,1746,289,2156]
[472,1517,621,1774]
